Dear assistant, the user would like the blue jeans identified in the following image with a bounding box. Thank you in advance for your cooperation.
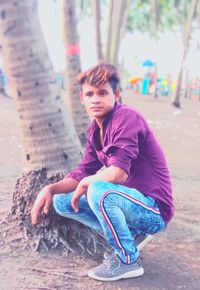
[53,181,166,264]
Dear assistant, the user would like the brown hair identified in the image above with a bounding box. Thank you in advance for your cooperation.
[76,63,120,92]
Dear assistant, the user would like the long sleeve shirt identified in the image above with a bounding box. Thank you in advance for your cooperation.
[66,101,174,224]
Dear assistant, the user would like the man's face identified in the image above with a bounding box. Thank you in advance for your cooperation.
[80,82,120,120]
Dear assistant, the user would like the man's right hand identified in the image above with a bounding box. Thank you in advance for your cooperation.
[31,185,53,225]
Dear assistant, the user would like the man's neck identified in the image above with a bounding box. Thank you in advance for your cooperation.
[94,117,105,130]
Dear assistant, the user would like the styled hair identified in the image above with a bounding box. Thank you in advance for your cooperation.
[76,63,120,92]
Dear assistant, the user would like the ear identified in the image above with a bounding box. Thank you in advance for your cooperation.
[80,92,84,104]
[115,88,121,101]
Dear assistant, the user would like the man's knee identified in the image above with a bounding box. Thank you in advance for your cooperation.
[53,193,73,216]
[87,180,112,207]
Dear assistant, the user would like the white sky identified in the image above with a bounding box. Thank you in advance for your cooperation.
[35,1,200,81]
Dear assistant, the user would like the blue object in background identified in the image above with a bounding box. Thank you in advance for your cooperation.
[142,78,150,94]
[142,59,155,67]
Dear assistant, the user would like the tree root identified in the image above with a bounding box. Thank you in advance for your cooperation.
[2,169,109,260]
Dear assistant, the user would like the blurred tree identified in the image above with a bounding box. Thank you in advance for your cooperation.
[127,0,178,36]
[91,0,104,62]
[62,0,89,146]
[0,0,107,256]
[81,0,131,68]
[105,0,113,62]
[110,0,131,67]
[172,0,198,108]
[126,0,200,105]
[103,0,131,67]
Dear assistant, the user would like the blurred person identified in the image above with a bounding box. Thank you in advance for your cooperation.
[31,63,174,282]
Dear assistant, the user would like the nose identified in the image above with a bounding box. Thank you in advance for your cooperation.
[91,94,100,103]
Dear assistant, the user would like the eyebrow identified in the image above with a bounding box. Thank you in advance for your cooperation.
[84,90,93,95]
[84,87,109,94]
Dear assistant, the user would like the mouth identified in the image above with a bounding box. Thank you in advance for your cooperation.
[90,107,103,110]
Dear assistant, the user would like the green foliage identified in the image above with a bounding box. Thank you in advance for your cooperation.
[76,0,199,36]
[126,0,196,37]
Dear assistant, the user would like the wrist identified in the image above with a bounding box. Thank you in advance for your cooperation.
[46,184,54,195]
[79,179,88,189]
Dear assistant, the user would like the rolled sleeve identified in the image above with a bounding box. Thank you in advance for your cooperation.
[103,110,146,176]
[103,146,132,175]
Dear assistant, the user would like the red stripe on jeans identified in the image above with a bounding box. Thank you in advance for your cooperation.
[100,189,161,264]
[100,193,125,256]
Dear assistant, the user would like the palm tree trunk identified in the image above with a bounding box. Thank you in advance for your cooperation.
[91,0,104,62]
[0,0,107,256]
[105,0,113,62]
[62,0,89,146]
[0,0,82,174]
[110,0,130,68]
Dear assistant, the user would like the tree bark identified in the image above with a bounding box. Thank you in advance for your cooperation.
[0,0,108,257]
[0,0,82,173]
[110,0,130,68]
[105,0,113,63]
[62,0,89,146]
[2,170,108,258]
[91,0,104,62]
[172,0,198,108]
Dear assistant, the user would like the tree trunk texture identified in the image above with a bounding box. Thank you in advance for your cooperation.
[0,0,108,257]
[62,0,89,147]
[91,0,104,62]
[0,0,82,174]
[182,68,189,99]
[110,0,130,68]
[0,170,109,258]
[172,0,198,108]
[105,0,113,63]
[172,65,183,108]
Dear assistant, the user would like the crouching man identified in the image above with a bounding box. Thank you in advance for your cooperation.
[31,63,174,282]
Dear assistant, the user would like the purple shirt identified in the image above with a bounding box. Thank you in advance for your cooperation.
[67,102,174,224]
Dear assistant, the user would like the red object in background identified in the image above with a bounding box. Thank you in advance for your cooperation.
[65,44,80,55]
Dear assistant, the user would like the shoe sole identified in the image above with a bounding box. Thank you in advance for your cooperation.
[137,235,152,251]
[87,267,144,282]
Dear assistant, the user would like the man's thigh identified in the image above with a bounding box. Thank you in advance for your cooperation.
[98,182,166,234]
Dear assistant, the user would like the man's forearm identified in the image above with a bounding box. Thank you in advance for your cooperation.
[48,177,79,195]
[80,165,128,188]
[96,165,128,183]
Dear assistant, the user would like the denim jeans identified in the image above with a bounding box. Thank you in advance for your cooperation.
[53,181,166,264]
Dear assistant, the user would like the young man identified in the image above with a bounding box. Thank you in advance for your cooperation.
[31,63,174,282]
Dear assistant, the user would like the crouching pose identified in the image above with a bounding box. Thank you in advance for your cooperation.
[31,63,174,282]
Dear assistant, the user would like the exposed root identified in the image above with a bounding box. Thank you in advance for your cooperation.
[2,169,109,260]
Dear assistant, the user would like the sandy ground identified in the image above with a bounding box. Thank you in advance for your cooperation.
[0,92,200,290]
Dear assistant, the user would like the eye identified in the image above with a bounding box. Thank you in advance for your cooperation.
[85,92,93,97]
[99,90,107,96]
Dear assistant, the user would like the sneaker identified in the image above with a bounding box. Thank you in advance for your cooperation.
[104,233,152,259]
[88,253,144,281]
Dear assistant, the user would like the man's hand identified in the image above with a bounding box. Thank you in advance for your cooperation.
[71,179,88,212]
[71,166,128,212]
[31,185,53,225]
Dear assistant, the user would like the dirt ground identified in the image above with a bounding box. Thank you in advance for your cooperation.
[0,91,200,290]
